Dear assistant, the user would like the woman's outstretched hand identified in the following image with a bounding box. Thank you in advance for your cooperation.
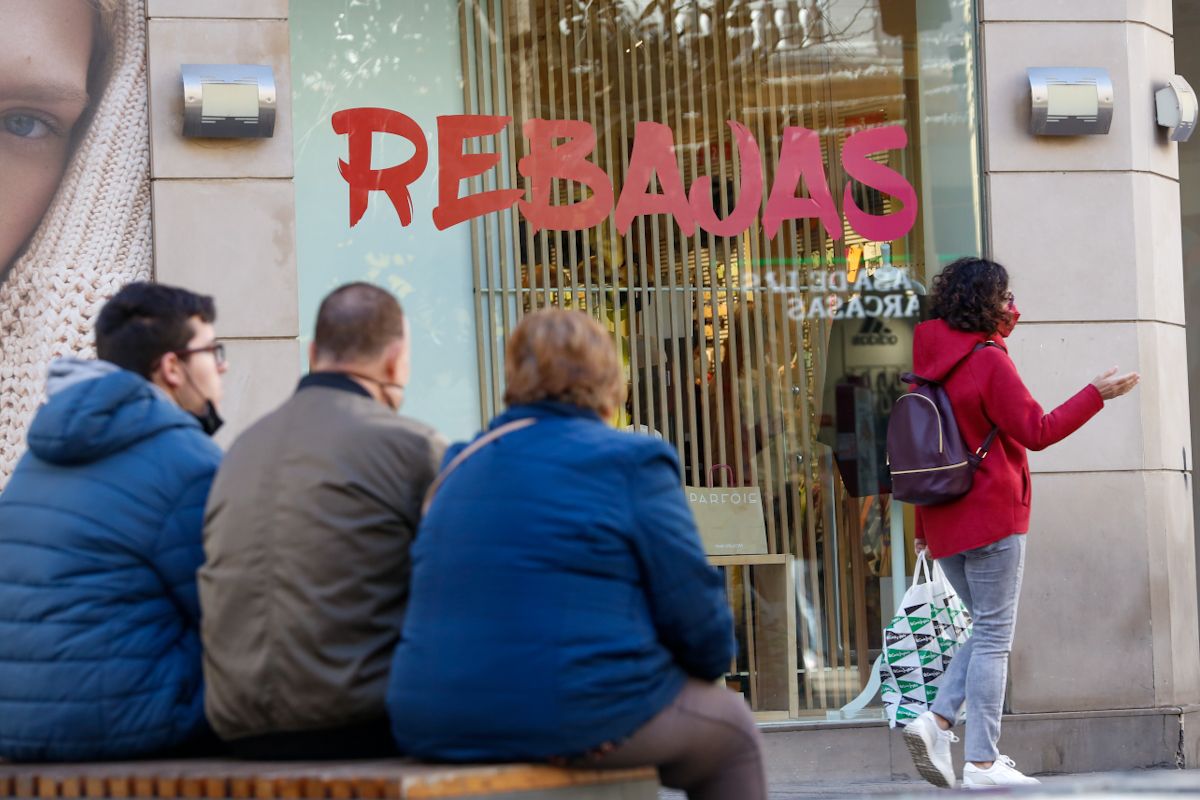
[1091,367,1140,400]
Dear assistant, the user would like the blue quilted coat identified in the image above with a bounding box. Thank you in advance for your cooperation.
[387,401,735,761]
[0,359,221,761]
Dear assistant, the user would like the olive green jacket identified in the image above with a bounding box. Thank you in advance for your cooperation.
[199,376,445,740]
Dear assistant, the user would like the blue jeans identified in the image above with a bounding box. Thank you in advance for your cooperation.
[929,534,1026,762]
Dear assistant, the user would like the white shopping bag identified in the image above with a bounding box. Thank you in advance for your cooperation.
[879,551,973,728]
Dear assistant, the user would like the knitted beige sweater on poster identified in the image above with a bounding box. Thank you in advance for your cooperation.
[0,0,152,488]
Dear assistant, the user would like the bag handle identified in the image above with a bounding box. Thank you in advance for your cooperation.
[421,418,537,516]
[709,464,735,487]
[928,557,954,595]
[910,550,934,589]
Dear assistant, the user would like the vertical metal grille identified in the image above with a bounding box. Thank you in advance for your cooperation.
[459,0,920,719]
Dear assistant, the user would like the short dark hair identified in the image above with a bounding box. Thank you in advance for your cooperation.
[313,283,406,363]
[96,282,216,378]
[928,257,1011,334]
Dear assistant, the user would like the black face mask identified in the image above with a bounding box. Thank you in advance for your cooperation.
[178,364,224,436]
[193,399,224,437]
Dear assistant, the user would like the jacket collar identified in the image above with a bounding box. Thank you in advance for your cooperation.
[297,371,373,400]
[491,400,603,428]
[913,320,1008,382]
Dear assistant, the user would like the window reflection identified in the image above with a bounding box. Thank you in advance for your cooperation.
[459,0,982,720]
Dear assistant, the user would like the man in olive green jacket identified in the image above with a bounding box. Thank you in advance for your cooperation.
[199,283,445,758]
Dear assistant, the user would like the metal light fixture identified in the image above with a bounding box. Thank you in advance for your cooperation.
[1027,67,1114,136]
[182,64,276,139]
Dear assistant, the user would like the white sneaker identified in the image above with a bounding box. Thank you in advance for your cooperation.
[962,755,1041,788]
[903,711,958,788]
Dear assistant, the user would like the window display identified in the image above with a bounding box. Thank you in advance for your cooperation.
[292,0,984,720]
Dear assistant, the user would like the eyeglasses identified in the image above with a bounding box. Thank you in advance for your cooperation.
[174,342,226,367]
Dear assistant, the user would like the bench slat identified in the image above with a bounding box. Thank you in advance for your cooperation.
[108,775,133,798]
[15,773,36,798]
[83,775,107,798]
[401,766,656,800]
[0,762,657,799]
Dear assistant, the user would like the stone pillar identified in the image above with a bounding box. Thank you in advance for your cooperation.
[145,0,300,445]
[979,0,1200,712]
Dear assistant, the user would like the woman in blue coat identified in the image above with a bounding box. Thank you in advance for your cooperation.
[387,309,765,800]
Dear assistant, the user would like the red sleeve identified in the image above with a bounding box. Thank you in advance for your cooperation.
[973,350,1104,452]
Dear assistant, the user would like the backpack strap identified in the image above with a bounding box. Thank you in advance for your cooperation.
[976,426,1000,459]
[905,341,1001,458]
[971,341,1001,459]
[421,417,537,516]
[948,340,998,380]
[903,340,997,386]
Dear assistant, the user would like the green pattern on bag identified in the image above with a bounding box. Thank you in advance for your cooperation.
[917,648,943,666]
[879,553,974,728]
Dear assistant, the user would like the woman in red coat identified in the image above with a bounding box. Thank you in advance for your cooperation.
[902,258,1139,789]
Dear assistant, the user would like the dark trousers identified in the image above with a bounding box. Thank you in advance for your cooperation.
[228,718,398,761]
[579,680,767,800]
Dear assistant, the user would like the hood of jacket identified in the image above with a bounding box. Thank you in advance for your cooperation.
[28,359,200,466]
[912,319,1005,382]
[45,357,121,397]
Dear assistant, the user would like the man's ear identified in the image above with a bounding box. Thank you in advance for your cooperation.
[308,341,319,369]
[381,340,405,383]
[153,351,186,391]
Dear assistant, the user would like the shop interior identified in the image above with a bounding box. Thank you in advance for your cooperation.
[456,0,980,720]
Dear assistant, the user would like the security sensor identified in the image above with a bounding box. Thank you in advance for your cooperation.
[1027,67,1114,136]
[1155,76,1197,143]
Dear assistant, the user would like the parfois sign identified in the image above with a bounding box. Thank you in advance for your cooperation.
[332,109,918,243]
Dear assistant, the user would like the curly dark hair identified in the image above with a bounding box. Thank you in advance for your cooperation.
[928,257,1013,334]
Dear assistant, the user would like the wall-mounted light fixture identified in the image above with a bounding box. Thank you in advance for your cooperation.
[182,64,276,139]
[1155,76,1197,143]
[1027,67,1114,136]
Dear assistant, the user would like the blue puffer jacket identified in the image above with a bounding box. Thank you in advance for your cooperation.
[386,402,735,761]
[0,359,221,761]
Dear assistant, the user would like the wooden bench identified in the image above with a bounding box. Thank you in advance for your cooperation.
[0,760,658,799]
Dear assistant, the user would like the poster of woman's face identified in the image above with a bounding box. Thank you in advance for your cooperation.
[0,0,152,486]
[0,0,99,280]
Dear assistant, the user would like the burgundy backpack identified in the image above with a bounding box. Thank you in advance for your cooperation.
[887,342,1000,506]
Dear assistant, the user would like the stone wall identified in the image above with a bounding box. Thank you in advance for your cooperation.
[145,0,299,447]
[979,0,1200,712]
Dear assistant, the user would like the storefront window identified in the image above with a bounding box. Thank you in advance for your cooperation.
[292,0,983,720]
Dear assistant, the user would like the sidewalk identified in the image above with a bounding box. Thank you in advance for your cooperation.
[662,769,1199,799]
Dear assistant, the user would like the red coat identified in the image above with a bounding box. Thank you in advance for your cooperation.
[912,320,1104,558]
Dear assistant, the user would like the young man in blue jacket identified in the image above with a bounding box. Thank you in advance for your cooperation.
[0,282,227,761]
